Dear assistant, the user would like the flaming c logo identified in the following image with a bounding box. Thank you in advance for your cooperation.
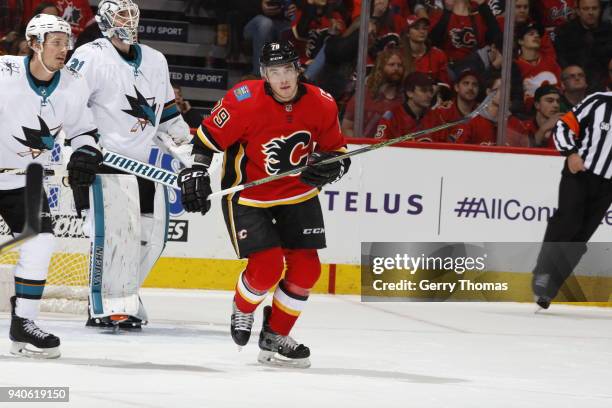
[262,131,312,176]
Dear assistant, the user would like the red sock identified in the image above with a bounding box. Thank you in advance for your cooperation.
[234,247,284,313]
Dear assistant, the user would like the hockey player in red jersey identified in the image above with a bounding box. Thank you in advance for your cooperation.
[178,41,350,368]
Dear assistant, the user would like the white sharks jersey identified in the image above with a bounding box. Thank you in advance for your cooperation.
[68,39,181,163]
[0,55,97,190]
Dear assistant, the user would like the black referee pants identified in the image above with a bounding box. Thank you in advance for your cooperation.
[533,161,612,299]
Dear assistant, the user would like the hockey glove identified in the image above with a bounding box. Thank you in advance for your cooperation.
[67,145,103,187]
[178,165,212,214]
[300,151,351,188]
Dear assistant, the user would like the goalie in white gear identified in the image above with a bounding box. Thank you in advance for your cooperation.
[0,14,101,358]
[67,0,193,329]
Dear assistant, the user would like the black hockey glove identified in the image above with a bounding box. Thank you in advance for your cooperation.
[178,165,212,215]
[300,151,351,188]
[67,145,103,187]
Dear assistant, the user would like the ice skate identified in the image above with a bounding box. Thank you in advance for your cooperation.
[257,306,310,368]
[231,301,254,347]
[9,296,60,359]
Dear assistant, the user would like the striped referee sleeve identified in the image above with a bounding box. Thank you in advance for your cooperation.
[553,112,579,156]
[554,92,612,177]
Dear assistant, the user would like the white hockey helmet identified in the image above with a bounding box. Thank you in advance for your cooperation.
[25,14,73,48]
[95,0,140,45]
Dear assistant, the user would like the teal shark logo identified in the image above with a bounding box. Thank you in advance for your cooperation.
[14,116,61,158]
[122,86,158,132]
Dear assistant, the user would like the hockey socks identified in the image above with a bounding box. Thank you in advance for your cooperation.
[269,280,308,336]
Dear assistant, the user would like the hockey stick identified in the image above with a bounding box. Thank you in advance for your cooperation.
[1,150,180,189]
[208,93,495,200]
[0,163,43,254]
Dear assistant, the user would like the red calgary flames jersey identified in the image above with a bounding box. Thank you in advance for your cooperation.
[534,0,576,28]
[375,103,441,141]
[515,55,561,109]
[198,80,346,207]
[434,13,488,62]
[452,114,497,145]
[414,47,451,86]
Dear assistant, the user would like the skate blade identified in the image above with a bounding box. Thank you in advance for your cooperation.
[257,350,311,369]
[10,342,60,359]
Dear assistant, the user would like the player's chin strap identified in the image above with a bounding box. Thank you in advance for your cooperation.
[34,45,56,75]
[207,91,496,200]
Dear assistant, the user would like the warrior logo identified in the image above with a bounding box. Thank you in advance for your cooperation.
[122,86,158,132]
[0,60,20,76]
[450,27,477,49]
[14,116,62,158]
[262,131,312,176]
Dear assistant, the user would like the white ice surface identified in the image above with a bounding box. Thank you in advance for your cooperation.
[1,289,612,408]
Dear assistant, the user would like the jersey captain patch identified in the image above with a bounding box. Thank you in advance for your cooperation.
[262,131,312,176]
[122,86,158,132]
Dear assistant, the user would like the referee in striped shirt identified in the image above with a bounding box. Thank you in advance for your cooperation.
[532,91,612,309]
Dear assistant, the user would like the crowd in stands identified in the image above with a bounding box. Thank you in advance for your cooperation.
[2,0,611,147]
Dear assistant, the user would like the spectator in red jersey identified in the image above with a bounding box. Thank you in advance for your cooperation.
[507,84,562,147]
[533,0,576,32]
[495,0,557,57]
[454,73,501,144]
[342,48,406,137]
[291,0,346,66]
[512,22,561,112]
[401,14,451,86]
[429,69,481,142]
[23,0,95,38]
[559,65,588,110]
[375,71,439,140]
[555,0,612,91]
[428,0,501,78]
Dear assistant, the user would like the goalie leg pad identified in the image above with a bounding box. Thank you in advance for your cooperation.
[137,184,169,321]
[14,233,55,320]
[88,175,141,318]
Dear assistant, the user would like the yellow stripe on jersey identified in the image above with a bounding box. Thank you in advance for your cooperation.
[238,188,319,208]
[226,144,245,256]
[196,126,223,152]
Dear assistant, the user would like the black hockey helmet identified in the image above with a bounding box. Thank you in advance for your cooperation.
[259,41,299,68]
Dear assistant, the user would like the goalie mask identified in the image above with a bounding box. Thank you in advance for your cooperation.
[96,0,140,45]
